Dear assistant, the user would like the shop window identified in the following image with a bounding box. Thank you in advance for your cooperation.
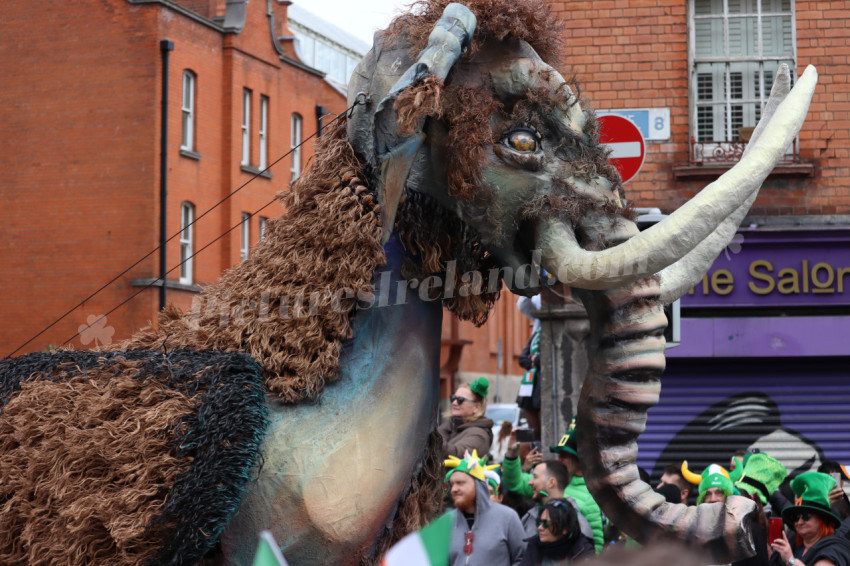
[689,0,795,164]
[180,202,194,284]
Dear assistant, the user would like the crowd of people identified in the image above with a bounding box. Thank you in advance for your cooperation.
[436,380,850,566]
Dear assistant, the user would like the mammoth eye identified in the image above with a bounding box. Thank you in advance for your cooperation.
[504,129,540,153]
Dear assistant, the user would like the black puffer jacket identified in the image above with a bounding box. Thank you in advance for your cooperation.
[520,532,595,566]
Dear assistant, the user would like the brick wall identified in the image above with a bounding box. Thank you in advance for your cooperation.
[547,0,850,217]
[0,0,347,355]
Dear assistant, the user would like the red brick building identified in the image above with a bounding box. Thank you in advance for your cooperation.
[0,0,347,355]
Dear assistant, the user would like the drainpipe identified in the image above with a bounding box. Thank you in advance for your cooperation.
[159,39,174,311]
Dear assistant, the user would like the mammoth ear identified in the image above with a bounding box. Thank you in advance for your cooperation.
[372,3,477,243]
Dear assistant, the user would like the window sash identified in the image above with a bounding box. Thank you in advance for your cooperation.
[181,71,195,151]
[291,114,302,181]
[240,213,250,261]
[259,217,268,241]
[179,202,194,284]
[689,0,796,158]
[242,89,251,166]
[259,96,269,169]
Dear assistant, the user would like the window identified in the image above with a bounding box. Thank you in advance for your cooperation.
[291,113,302,181]
[241,89,251,166]
[240,213,251,261]
[295,33,315,67]
[181,71,196,151]
[259,95,269,170]
[259,216,268,241]
[179,202,194,284]
[689,0,795,161]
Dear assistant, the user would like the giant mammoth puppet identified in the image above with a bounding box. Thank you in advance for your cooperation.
[0,0,817,564]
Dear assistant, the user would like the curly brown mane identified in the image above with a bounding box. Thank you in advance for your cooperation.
[120,119,385,404]
[385,0,565,65]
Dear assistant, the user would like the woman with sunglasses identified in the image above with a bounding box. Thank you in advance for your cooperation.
[520,499,594,566]
[438,377,494,459]
[770,472,850,566]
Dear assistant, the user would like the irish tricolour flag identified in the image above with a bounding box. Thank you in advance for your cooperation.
[381,512,453,566]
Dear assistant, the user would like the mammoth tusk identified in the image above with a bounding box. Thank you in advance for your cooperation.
[539,65,817,291]
[658,64,792,304]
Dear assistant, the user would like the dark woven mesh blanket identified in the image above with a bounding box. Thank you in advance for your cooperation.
[0,348,268,566]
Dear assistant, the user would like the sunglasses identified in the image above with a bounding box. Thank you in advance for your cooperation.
[536,518,551,530]
[463,531,474,555]
[451,395,477,405]
[792,512,813,523]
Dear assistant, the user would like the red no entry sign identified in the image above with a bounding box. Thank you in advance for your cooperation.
[597,115,645,184]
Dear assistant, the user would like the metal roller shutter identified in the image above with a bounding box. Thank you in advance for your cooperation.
[637,357,850,483]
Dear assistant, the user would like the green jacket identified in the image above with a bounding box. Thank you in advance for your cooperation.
[501,457,604,553]
[564,475,603,553]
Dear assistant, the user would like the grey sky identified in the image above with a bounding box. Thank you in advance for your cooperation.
[291,0,413,46]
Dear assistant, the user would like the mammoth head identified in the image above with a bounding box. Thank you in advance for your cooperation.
[348,1,816,305]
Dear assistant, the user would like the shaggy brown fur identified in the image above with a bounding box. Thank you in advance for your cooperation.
[394,74,444,136]
[394,190,504,326]
[0,365,188,565]
[441,85,504,202]
[0,349,267,566]
[120,120,385,404]
[385,0,565,65]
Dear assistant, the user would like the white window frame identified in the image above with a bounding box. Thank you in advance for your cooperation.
[291,113,302,181]
[259,216,268,241]
[179,202,194,284]
[181,70,195,151]
[241,89,251,166]
[688,0,796,163]
[240,212,250,261]
[259,95,269,169]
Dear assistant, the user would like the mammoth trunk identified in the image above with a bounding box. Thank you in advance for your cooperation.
[554,208,758,563]
[574,277,758,562]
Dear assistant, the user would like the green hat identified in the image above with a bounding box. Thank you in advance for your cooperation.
[734,453,788,504]
[696,464,735,505]
[781,471,841,528]
[469,377,489,399]
[444,449,497,484]
[549,415,578,458]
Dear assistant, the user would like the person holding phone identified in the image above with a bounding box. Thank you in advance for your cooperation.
[818,461,850,522]
[769,472,850,566]
[733,453,789,566]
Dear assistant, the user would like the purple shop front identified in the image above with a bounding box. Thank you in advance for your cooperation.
[636,228,850,482]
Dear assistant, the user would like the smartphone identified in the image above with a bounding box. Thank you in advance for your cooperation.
[530,441,541,452]
[515,428,535,443]
[768,517,784,545]
[830,472,850,499]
